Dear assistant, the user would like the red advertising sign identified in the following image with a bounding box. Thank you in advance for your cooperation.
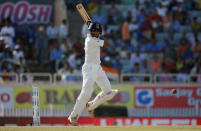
[134,86,201,108]
[0,1,52,24]
[0,117,200,126]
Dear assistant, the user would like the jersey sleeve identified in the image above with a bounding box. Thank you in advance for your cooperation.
[95,39,104,47]
[86,37,104,47]
[91,38,104,47]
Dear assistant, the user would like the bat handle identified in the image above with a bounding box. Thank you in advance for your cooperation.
[87,21,92,26]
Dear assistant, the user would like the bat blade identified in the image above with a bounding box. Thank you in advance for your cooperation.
[76,3,91,26]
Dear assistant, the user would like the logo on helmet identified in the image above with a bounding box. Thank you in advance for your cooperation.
[96,23,99,29]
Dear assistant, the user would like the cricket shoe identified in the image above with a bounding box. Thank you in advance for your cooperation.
[68,115,78,125]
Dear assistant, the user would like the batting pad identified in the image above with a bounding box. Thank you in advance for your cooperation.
[87,89,118,111]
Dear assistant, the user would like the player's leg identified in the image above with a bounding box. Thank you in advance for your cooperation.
[68,72,95,124]
[86,67,118,111]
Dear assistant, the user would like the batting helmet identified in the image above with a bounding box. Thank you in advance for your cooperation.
[88,22,102,33]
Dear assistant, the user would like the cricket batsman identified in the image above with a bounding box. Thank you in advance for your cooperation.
[68,22,118,124]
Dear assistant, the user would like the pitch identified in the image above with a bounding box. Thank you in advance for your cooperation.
[0,126,201,131]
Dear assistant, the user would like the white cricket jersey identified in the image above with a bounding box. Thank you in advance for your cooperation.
[84,35,104,64]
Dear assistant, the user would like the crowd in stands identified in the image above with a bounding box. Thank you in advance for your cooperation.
[82,0,201,82]
[0,0,201,82]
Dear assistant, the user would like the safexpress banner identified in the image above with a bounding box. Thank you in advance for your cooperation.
[0,117,200,126]
[134,86,201,108]
[0,0,53,24]
[13,87,134,109]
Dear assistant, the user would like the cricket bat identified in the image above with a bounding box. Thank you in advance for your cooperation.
[76,3,92,26]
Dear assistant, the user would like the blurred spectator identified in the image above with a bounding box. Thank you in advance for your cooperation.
[0,19,5,31]
[141,16,152,40]
[3,44,13,59]
[175,56,185,72]
[92,7,107,25]
[130,50,145,66]
[116,12,125,25]
[131,1,140,21]
[150,0,157,9]
[138,38,148,52]
[46,21,58,43]
[18,57,26,73]
[103,56,113,67]
[176,68,189,82]
[165,41,177,59]
[184,0,195,10]
[149,10,163,32]
[59,19,68,41]
[88,0,100,17]
[128,19,139,34]
[189,33,201,47]
[198,0,201,9]
[192,38,201,54]
[25,25,35,60]
[74,65,82,75]
[191,17,201,35]
[0,18,15,49]
[1,61,12,73]
[0,37,5,56]
[58,54,68,70]
[121,17,131,43]
[164,31,177,45]
[68,51,78,69]
[13,23,20,44]
[107,3,119,25]
[163,12,172,31]
[191,62,201,74]
[140,59,150,73]
[186,56,195,73]
[50,44,63,71]
[150,55,162,73]
[182,46,194,59]
[169,16,180,32]
[147,38,163,53]
[157,2,168,17]
[107,48,118,59]
[13,44,24,62]
[130,63,144,82]
[178,33,189,53]
[161,0,170,7]
[162,56,175,73]
[149,9,163,23]
[35,25,48,64]
[143,1,153,17]
[58,61,70,74]
[119,46,129,59]
[137,9,145,24]
[60,66,82,82]
[72,39,84,54]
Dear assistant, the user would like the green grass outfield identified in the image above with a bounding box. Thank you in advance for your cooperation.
[0,126,201,131]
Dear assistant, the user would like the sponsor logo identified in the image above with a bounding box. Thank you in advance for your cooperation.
[136,89,153,107]
[0,1,52,24]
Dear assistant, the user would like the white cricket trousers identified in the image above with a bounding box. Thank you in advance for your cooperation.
[69,63,112,118]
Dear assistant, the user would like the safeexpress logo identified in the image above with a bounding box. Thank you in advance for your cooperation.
[136,89,153,107]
